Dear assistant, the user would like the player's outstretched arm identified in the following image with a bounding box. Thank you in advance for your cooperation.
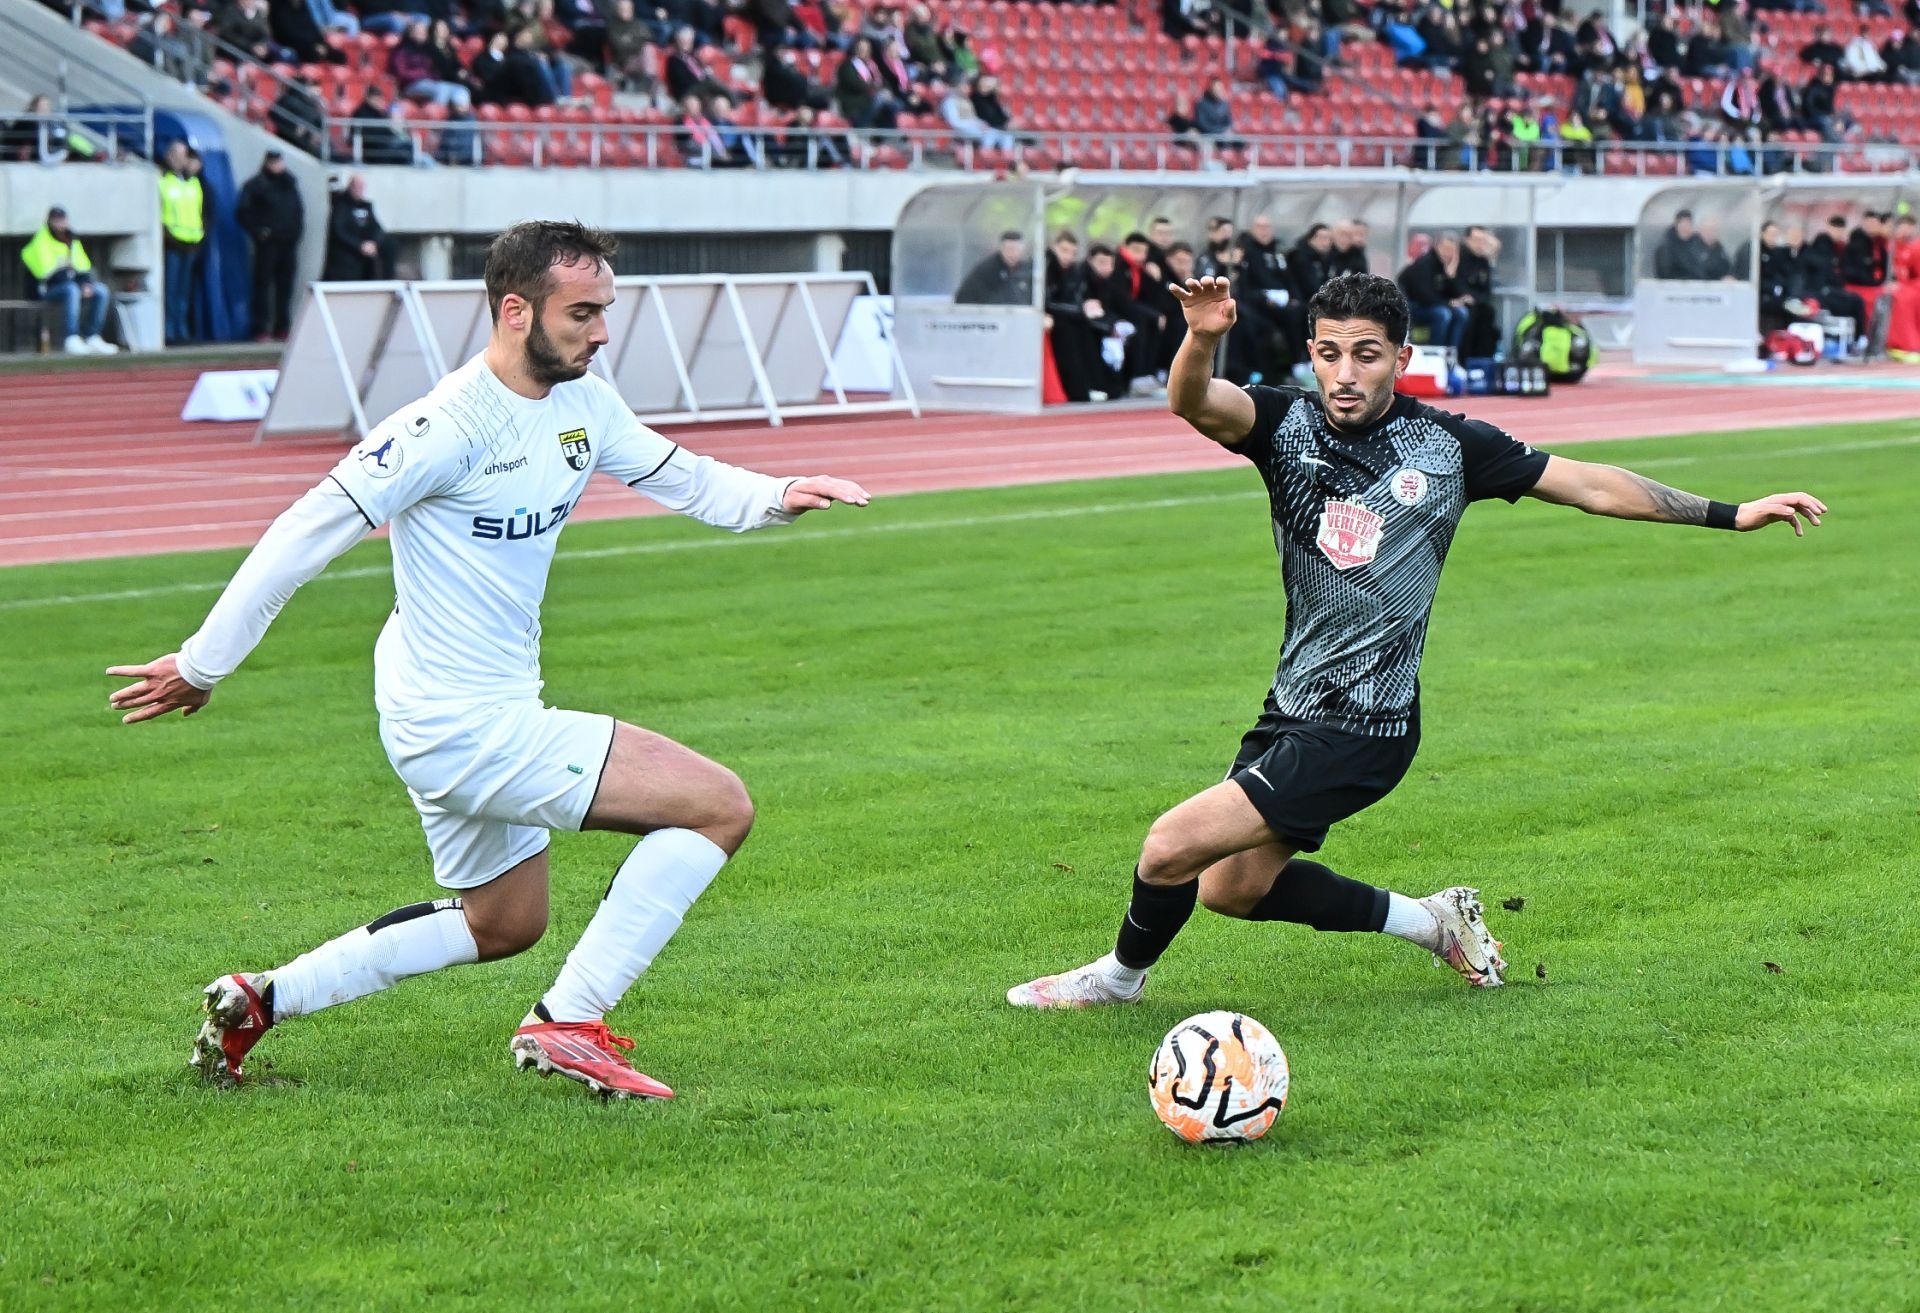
[107,479,374,725]
[1527,455,1826,536]
[1167,276,1256,447]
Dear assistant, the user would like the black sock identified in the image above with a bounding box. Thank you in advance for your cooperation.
[1246,859,1389,932]
[1114,869,1199,969]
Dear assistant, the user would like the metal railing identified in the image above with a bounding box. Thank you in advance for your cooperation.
[331,118,1917,176]
[0,109,155,163]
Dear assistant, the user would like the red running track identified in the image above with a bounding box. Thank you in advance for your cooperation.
[2,363,1915,567]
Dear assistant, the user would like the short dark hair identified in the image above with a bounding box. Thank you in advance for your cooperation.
[1827,214,1847,228]
[1307,272,1410,346]
[1151,214,1173,227]
[999,229,1024,243]
[1087,242,1116,259]
[1051,228,1079,246]
[1674,208,1694,222]
[1123,231,1149,246]
[484,220,618,322]
[1166,241,1194,257]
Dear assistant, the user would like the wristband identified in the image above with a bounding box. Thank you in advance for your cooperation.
[1706,501,1739,531]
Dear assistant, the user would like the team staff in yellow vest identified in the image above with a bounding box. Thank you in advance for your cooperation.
[20,206,118,355]
[160,139,206,345]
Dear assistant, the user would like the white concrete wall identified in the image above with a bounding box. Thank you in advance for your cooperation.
[0,162,159,276]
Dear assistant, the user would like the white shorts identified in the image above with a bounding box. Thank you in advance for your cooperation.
[378,700,617,889]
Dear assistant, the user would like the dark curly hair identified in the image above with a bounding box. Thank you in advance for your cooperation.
[484,220,618,323]
[1306,272,1409,346]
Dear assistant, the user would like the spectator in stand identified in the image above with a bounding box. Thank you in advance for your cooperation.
[1558,110,1595,171]
[20,206,117,355]
[1417,5,1464,74]
[1887,28,1920,85]
[1801,62,1849,140]
[472,29,557,106]
[358,1,433,38]
[322,174,398,280]
[1720,0,1756,72]
[305,0,363,36]
[1841,24,1889,80]
[1884,212,1920,362]
[939,76,1015,152]
[349,83,418,165]
[834,37,901,129]
[707,92,766,166]
[903,3,949,76]
[675,92,731,165]
[554,0,611,64]
[159,140,205,345]
[1414,102,1449,168]
[1331,218,1370,277]
[1444,97,1484,168]
[1166,92,1199,137]
[506,0,579,101]
[1645,10,1684,70]
[131,7,214,82]
[2,95,97,165]
[1685,12,1736,78]
[392,19,473,111]
[947,26,979,77]
[1193,77,1234,137]
[270,72,327,157]
[954,229,1032,306]
[763,45,832,111]
[1044,230,1107,402]
[1758,62,1804,134]
[603,0,655,90]
[1398,230,1469,350]
[658,29,718,105]
[237,148,304,341]
[1721,65,1762,131]
[214,0,294,65]
[747,0,814,50]
[267,0,343,64]
[971,75,1012,139]
[1799,23,1844,73]
[770,105,847,167]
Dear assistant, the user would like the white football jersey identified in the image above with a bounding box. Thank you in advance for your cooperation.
[328,354,790,717]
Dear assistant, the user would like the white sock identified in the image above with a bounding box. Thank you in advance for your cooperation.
[539,828,728,1024]
[269,898,479,1019]
[1381,891,1440,950]
[1097,952,1147,991]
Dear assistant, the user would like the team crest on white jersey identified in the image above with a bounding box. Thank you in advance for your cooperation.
[1390,468,1430,506]
[354,432,404,479]
[1317,499,1383,570]
[559,428,592,472]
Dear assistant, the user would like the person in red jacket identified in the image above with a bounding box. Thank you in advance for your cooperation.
[1886,213,1920,362]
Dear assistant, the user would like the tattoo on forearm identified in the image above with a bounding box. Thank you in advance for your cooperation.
[1625,472,1709,524]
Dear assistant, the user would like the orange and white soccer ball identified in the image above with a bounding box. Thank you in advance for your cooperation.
[1148,1011,1289,1144]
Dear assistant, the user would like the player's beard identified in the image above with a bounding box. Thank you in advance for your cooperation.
[525,317,592,386]
[1324,377,1394,434]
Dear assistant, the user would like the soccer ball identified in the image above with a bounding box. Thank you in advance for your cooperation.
[1148,1011,1289,1144]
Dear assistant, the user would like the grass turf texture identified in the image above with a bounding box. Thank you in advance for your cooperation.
[3,420,1916,1311]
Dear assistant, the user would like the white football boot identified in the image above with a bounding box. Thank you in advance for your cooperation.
[1006,953,1146,1009]
[1420,886,1507,988]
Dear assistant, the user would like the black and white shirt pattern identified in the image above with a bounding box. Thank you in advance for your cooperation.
[1233,386,1549,736]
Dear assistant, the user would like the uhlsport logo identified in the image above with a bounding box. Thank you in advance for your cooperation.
[1390,468,1430,506]
[1316,499,1384,570]
[355,433,403,480]
[471,499,577,541]
[559,428,592,472]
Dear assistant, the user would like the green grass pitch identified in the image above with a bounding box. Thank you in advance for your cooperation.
[3,420,1916,1311]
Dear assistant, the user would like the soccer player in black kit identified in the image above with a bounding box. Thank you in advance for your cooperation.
[1009,272,1826,1007]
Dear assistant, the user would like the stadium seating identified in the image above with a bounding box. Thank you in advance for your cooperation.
[78,1,1920,172]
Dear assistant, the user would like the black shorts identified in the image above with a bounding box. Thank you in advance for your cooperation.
[1225,696,1420,852]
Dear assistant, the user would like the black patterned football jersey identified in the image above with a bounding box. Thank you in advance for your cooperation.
[1233,385,1549,736]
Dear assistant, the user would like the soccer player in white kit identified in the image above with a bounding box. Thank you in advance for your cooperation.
[106,221,871,1100]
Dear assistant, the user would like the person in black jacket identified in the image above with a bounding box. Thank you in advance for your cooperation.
[1044,230,1109,402]
[1235,213,1304,372]
[1084,243,1148,392]
[1841,210,1889,288]
[270,74,327,159]
[1330,218,1371,277]
[348,84,416,166]
[322,175,398,281]
[954,230,1032,305]
[1456,224,1501,358]
[1398,231,1469,349]
[762,47,832,111]
[1799,214,1867,332]
[1288,223,1334,302]
[237,149,306,339]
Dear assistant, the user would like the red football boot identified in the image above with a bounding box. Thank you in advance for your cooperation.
[190,973,273,1082]
[510,1019,674,1100]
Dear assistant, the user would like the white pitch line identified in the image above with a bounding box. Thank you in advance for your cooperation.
[0,491,1262,611]
[1628,432,1920,469]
